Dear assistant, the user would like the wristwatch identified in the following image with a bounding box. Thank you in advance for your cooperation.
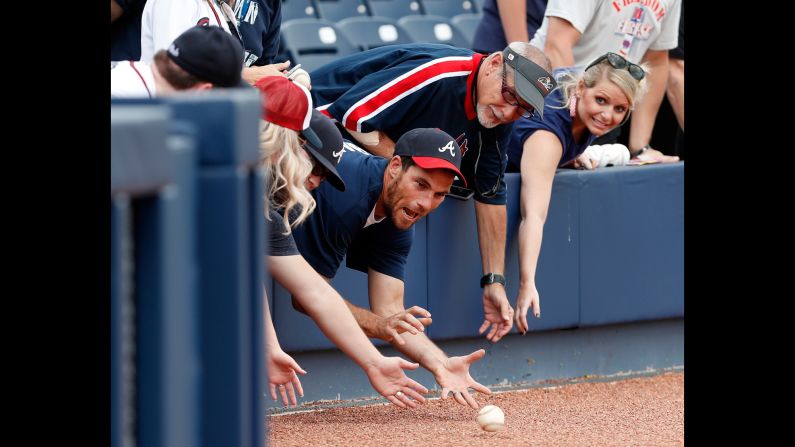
[632,144,651,158]
[480,273,506,288]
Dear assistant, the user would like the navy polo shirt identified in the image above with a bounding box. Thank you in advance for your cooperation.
[507,89,598,171]
[309,43,510,205]
[292,142,414,281]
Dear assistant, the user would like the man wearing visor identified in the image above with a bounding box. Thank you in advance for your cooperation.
[308,42,555,345]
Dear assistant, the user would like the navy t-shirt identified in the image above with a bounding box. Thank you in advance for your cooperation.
[292,142,414,280]
[507,89,598,171]
[309,43,510,205]
[472,0,548,53]
[234,0,282,66]
[110,0,148,61]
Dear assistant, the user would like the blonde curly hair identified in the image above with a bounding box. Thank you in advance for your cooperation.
[259,120,315,234]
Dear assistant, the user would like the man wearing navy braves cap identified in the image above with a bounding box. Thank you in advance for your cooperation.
[309,42,556,346]
[112,25,247,98]
[291,129,494,410]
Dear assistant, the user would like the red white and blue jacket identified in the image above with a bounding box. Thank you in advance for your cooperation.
[309,43,510,205]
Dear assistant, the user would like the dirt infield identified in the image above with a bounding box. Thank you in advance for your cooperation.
[267,371,683,446]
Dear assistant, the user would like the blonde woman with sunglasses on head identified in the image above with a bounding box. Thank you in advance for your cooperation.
[504,52,652,335]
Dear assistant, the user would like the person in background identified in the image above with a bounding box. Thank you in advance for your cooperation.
[472,0,548,54]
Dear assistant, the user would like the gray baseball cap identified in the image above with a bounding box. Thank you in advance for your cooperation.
[502,46,556,119]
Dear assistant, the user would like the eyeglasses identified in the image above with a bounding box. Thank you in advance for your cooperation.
[584,52,645,80]
[501,65,535,119]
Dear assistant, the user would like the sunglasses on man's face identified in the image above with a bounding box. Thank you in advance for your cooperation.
[501,65,535,119]
[585,52,645,80]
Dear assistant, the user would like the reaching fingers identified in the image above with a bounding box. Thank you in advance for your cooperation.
[462,390,479,409]
[486,323,499,341]
[470,381,492,395]
[407,306,431,319]
[517,312,528,334]
[291,373,304,398]
[401,387,426,403]
[494,322,512,342]
[402,313,425,332]
[396,320,419,335]
[478,320,490,334]
[398,358,420,371]
[386,394,407,408]
[389,328,406,345]
[270,384,278,401]
[288,358,307,375]
[286,383,297,406]
[533,300,541,319]
[466,349,486,363]
[403,377,429,395]
[452,390,468,407]
[278,384,289,407]
[395,391,417,408]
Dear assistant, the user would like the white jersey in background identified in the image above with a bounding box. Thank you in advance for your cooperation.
[140,0,238,63]
[111,61,157,99]
[530,0,681,66]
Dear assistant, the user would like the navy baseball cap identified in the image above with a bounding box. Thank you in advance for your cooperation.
[302,110,347,192]
[394,128,466,186]
[167,25,247,88]
[503,46,556,119]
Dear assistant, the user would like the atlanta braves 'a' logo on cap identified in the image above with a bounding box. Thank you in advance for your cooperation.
[535,76,553,93]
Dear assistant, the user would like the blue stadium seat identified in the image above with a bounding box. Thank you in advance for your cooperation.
[337,16,414,51]
[282,0,319,21]
[398,15,470,47]
[420,0,478,16]
[451,12,482,49]
[280,18,358,72]
[366,0,423,19]
[315,0,370,22]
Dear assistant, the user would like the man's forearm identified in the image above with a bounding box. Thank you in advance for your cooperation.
[344,299,384,339]
[349,129,396,158]
[497,0,529,42]
[629,51,669,152]
[474,202,507,274]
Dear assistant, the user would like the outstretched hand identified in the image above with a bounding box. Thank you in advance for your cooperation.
[365,356,429,409]
[636,147,680,164]
[479,285,514,342]
[435,349,492,409]
[266,347,307,407]
[374,306,432,345]
[514,284,541,334]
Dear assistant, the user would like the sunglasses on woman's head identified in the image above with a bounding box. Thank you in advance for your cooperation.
[585,52,645,81]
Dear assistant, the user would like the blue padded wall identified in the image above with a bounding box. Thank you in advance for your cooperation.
[578,164,684,326]
[274,218,428,352]
[111,105,200,447]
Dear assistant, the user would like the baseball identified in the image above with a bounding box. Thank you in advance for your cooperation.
[476,404,505,432]
[289,68,311,90]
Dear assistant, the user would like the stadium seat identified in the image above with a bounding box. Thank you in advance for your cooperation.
[397,15,470,47]
[282,0,319,21]
[280,18,358,72]
[315,0,370,22]
[419,0,478,16]
[366,0,423,19]
[337,16,414,51]
[451,12,482,48]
